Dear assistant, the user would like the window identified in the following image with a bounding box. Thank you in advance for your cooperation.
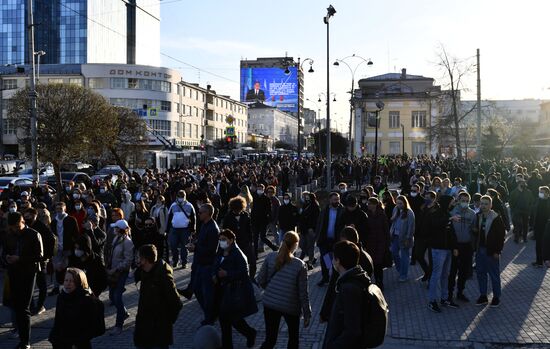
[366,141,381,154]
[195,91,199,100]
[48,78,63,84]
[182,123,186,137]
[2,79,17,90]
[389,111,400,128]
[147,119,171,137]
[389,141,400,154]
[195,125,199,138]
[411,111,427,128]
[111,78,127,89]
[3,118,16,135]
[128,78,139,89]
[88,78,104,89]
[176,103,180,113]
[161,101,171,112]
[412,142,426,155]
[69,78,82,86]
[194,107,198,117]
[177,84,181,95]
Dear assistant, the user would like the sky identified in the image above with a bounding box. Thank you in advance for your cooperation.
[153,0,550,132]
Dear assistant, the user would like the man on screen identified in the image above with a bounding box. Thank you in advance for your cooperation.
[246,81,266,102]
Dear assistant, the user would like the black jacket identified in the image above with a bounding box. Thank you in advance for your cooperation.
[473,210,506,255]
[320,248,373,321]
[251,193,271,228]
[134,260,182,347]
[299,201,320,233]
[49,288,97,345]
[533,198,550,233]
[278,202,299,232]
[323,266,370,349]
[425,202,457,250]
[316,204,345,249]
[2,227,43,274]
[30,219,56,261]
[342,208,368,236]
[194,219,220,266]
[223,211,253,248]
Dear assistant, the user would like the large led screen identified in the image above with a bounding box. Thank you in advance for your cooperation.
[240,67,298,112]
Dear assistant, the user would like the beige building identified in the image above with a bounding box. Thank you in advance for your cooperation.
[354,69,448,156]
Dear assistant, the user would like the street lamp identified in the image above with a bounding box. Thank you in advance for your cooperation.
[333,54,373,158]
[324,4,336,191]
[34,50,45,80]
[373,100,384,179]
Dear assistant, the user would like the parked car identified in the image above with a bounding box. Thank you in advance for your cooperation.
[60,162,95,176]
[16,167,54,181]
[0,177,34,194]
[217,155,232,164]
[46,172,92,188]
[91,165,123,184]
[207,157,220,165]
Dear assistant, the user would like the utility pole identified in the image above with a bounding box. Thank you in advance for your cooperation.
[476,48,481,159]
[324,5,336,191]
[27,0,38,181]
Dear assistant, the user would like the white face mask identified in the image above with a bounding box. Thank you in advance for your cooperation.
[219,240,229,250]
[410,192,418,197]
[539,192,546,199]
[9,207,16,213]
[74,249,85,257]
[65,187,71,192]
[257,190,264,195]
[283,199,290,205]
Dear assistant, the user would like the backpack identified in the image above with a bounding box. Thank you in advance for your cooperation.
[355,280,389,348]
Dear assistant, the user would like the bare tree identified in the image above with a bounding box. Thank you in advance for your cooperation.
[433,45,475,159]
[8,83,117,192]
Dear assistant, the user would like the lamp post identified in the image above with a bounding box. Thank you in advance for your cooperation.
[324,4,336,191]
[333,54,373,158]
[401,124,405,156]
[373,101,384,178]
[27,0,38,181]
[34,50,45,80]
[287,58,314,159]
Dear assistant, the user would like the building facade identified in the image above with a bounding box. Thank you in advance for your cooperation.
[0,0,160,66]
[354,69,445,157]
[247,103,298,146]
[0,63,247,155]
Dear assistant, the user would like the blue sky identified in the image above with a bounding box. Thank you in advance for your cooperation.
[156,0,550,132]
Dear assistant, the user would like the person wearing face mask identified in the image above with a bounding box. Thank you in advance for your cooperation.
[358,189,370,213]
[278,193,299,244]
[389,195,416,282]
[416,191,437,283]
[256,231,311,349]
[167,190,196,269]
[212,229,258,348]
[49,268,106,349]
[342,195,368,239]
[337,182,349,203]
[448,192,476,302]
[24,208,57,316]
[96,183,117,213]
[2,212,43,349]
[8,201,18,214]
[251,184,278,254]
[532,186,550,267]
[315,192,345,287]
[69,199,87,233]
[408,183,424,266]
[50,202,79,296]
[222,197,255,279]
[133,244,182,349]
[120,191,135,222]
[73,233,108,298]
[82,215,107,264]
[298,192,320,270]
[107,219,134,335]
[509,179,533,243]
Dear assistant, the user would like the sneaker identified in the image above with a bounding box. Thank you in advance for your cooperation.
[441,299,459,308]
[490,297,500,308]
[33,306,46,316]
[246,328,257,348]
[456,293,470,302]
[476,295,489,306]
[109,326,123,336]
[428,301,442,313]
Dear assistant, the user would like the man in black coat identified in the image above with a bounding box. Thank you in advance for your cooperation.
[315,192,345,286]
[341,196,368,239]
[532,186,550,266]
[134,244,182,349]
[251,184,277,253]
[2,212,43,349]
[323,240,370,349]
[24,207,56,316]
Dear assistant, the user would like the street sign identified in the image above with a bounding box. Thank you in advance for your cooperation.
[149,108,158,117]
[225,126,235,136]
[226,115,235,124]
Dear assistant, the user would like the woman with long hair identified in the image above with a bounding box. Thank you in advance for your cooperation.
[382,190,396,222]
[256,231,311,349]
[390,195,416,282]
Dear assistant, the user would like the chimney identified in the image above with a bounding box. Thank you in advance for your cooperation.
[401,68,406,79]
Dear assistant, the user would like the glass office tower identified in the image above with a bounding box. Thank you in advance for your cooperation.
[0,0,159,66]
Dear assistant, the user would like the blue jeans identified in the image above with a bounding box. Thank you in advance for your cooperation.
[391,235,410,279]
[109,271,129,327]
[169,227,191,265]
[193,264,215,324]
[428,249,452,302]
[476,246,501,298]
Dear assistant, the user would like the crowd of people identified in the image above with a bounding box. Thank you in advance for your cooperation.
[1,154,550,349]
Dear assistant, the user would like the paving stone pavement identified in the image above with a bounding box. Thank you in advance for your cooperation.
[1,234,549,349]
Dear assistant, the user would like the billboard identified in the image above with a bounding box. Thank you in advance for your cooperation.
[240,67,298,113]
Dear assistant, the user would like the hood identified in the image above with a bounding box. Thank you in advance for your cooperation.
[336,265,370,289]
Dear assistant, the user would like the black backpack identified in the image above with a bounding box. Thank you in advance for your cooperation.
[355,280,389,348]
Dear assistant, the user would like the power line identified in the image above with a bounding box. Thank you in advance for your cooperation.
[55,0,238,85]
